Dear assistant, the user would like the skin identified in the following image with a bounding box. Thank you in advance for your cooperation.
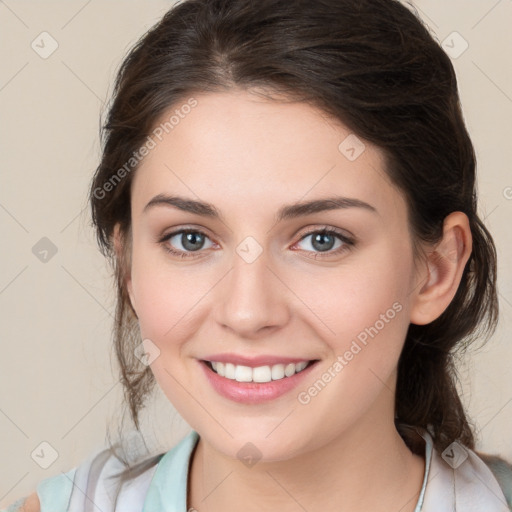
[112,88,471,512]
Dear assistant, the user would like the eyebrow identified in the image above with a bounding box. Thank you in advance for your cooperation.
[143,193,377,222]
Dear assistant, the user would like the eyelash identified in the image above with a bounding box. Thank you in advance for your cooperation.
[158,226,355,260]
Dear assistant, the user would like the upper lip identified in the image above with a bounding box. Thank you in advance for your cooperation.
[201,354,316,368]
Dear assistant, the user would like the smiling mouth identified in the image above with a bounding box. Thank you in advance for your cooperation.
[202,360,318,383]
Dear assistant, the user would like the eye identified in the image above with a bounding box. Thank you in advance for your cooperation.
[293,228,354,258]
[159,229,215,258]
[158,226,354,260]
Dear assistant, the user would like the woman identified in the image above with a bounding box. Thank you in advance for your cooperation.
[5,0,511,510]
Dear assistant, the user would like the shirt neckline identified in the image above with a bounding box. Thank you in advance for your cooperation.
[141,429,433,512]
[415,428,434,511]
[141,430,199,512]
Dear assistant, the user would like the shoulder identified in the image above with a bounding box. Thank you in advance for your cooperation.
[41,446,160,512]
[23,493,40,512]
[18,492,39,512]
[2,448,105,512]
[477,451,512,510]
[1,465,75,512]
[1,445,163,512]
[0,492,40,512]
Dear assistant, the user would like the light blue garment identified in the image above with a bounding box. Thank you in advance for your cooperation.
[38,469,77,511]
[2,429,510,511]
[141,431,199,512]
[1,468,77,512]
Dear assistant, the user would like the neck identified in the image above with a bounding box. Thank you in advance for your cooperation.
[188,396,425,512]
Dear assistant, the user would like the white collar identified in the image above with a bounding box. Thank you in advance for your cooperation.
[416,429,509,511]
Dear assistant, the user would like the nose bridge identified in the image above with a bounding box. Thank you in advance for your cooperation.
[215,238,289,336]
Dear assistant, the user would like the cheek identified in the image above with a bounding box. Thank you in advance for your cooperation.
[291,245,412,344]
[131,267,202,343]
[129,259,205,405]
[288,258,412,437]
[129,245,221,389]
[288,242,414,411]
[129,240,178,344]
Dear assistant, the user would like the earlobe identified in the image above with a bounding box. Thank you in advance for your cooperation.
[410,212,472,325]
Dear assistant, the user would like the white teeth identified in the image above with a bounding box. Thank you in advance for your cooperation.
[295,361,308,372]
[271,364,285,380]
[225,363,236,379]
[284,363,296,377]
[208,360,311,383]
[253,366,272,383]
[235,365,253,382]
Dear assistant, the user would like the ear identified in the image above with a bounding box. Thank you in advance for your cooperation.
[409,211,472,325]
[112,223,136,312]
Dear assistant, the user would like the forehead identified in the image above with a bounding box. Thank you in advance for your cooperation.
[130,89,404,221]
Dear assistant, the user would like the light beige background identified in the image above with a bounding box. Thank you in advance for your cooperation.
[1,0,511,507]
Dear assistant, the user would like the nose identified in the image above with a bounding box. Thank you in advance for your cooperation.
[214,246,291,338]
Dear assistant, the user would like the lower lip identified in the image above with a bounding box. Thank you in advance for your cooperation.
[198,360,319,404]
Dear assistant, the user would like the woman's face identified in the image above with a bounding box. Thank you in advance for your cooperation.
[125,88,424,461]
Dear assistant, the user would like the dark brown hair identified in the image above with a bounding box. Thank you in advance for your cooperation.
[89,0,498,479]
